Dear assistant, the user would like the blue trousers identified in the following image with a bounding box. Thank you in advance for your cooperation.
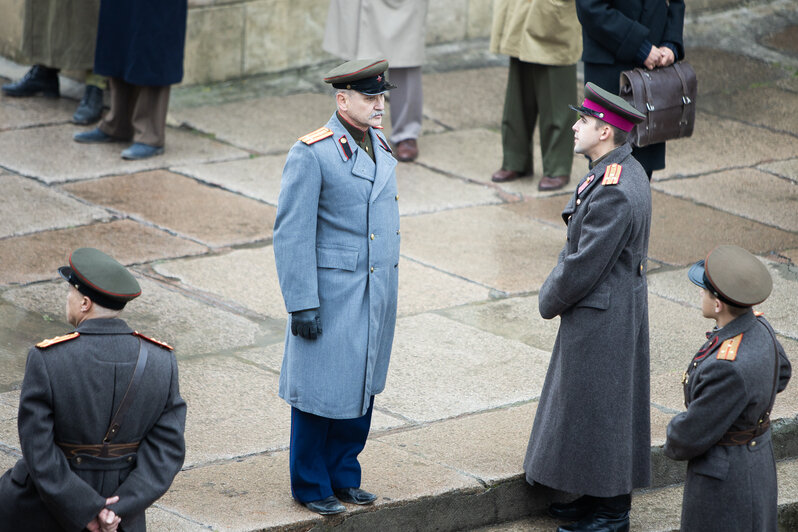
[289,398,374,503]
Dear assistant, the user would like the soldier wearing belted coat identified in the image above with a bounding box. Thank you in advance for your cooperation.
[665,245,791,531]
[523,83,650,532]
[0,248,186,532]
[273,59,400,516]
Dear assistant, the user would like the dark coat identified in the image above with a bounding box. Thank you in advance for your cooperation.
[664,312,791,531]
[0,318,186,532]
[273,113,400,419]
[93,0,187,86]
[524,143,652,497]
[576,0,685,174]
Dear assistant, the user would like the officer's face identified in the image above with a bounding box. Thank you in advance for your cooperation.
[572,115,606,157]
[66,286,82,327]
[340,91,385,130]
[700,288,718,319]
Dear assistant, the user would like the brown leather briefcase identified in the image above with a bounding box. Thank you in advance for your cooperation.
[619,61,697,147]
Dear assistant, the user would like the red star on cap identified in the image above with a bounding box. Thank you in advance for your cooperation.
[377,75,382,82]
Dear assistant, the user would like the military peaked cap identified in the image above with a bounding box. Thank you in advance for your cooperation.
[324,58,396,95]
[570,82,646,132]
[688,245,772,307]
[59,248,141,310]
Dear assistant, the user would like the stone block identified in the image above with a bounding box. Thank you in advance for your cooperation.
[183,4,245,85]
[0,174,109,239]
[701,86,798,137]
[0,0,24,60]
[244,0,329,75]
[758,159,798,184]
[397,259,492,317]
[427,0,468,44]
[687,47,790,96]
[144,507,209,532]
[467,0,495,39]
[172,154,285,205]
[423,67,506,130]
[63,170,276,248]
[0,90,77,131]
[380,313,551,423]
[395,162,503,215]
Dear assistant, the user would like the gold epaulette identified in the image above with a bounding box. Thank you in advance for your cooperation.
[36,332,80,349]
[601,163,622,185]
[754,311,764,317]
[299,127,333,145]
[133,331,174,351]
[717,333,744,361]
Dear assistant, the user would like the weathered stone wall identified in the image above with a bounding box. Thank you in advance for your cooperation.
[0,0,495,85]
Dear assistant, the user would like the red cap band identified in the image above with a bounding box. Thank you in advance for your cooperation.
[582,98,636,132]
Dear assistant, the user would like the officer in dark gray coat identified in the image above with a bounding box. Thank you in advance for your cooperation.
[523,83,649,532]
[665,245,791,531]
[0,248,187,532]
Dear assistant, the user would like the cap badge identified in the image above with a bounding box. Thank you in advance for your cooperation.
[377,75,382,82]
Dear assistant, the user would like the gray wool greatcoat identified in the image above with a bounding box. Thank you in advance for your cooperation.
[273,112,400,420]
[524,143,652,497]
[664,312,791,531]
[0,318,187,532]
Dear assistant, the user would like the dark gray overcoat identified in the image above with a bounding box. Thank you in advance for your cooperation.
[0,318,186,532]
[524,143,652,497]
[664,312,791,531]
[273,112,400,419]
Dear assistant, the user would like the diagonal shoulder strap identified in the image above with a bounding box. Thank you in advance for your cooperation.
[100,339,149,455]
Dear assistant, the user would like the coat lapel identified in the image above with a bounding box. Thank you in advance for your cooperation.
[369,128,397,202]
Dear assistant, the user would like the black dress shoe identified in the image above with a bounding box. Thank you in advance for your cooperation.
[72,85,104,125]
[2,65,59,98]
[303,495,346,515]
[334,487,377,505]
[549,495,597,520]
[557,510,630,532]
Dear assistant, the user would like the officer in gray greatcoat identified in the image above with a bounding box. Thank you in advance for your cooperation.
[273,58,400,516]
[665,245,791,531]
[523,83,650,532]
[0,247,186,532]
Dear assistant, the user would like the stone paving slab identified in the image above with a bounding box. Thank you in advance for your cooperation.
[657,112,798,179]
[647,259,798,338]
[170,92,333,155]
[0,174,110,238]
[2,276,268,359]
[145,507,210,532]
[423,66,507,131]
[172,154,285,205]
[62,170,276,248]
[688,47,792,96]
[400,203,566,294]
[700,86,798,136]
[397,259,492,316]
[395,162,505,215]
[0,219,207,286]
[380,313,551,423]
[0,92,76,131]
[159,440,479,532]
[0,124,248,183]
[653,168,798,232]
[179,355,288,467]
[758,158,798,184]
[648,190,798,266]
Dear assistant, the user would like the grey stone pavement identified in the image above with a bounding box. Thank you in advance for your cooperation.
[1,1,798,531]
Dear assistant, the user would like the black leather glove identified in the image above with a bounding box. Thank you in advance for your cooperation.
[291,308,322,340]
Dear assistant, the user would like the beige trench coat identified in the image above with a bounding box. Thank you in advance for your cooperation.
[490,0,581,66]
[323,0,428,68]
[20,0,100,70]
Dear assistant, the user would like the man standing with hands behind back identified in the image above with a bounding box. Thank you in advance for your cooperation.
[523,83,650,532]
[273,59,400,516]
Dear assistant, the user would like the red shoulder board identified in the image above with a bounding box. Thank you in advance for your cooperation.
[717,333,743,361]
[298,127,333,145]
[36,332,80,349]
[133,331,174,351]
[601,163,622,185]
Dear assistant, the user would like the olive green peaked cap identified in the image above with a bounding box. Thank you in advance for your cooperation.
[688,245,772,307]
[323,58,396,95]
[59,247,141,310]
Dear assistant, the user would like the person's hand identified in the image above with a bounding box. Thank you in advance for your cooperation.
[658,46,676,67]
[644,45,662,70]
[86,496,121,532]
[291,309,322,339]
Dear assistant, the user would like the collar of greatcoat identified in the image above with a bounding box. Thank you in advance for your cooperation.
[327,112,397,203]
[562,143,633,223]
[74,317,135,335]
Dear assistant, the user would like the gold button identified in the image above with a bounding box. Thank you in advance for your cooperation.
[751,441,757,447]
[567,215,572,221]
[370,267,374,273]
[396,229,400,235]
[370,234,375,240]
[395,194,399,200]
[576,199,582,206]
[127,456,133,462]
[76,457,82,464]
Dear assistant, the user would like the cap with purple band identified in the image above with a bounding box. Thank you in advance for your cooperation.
[570,82,646,132]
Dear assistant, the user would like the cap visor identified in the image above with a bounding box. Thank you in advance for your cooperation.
[58,266,73,283]
[687,260,707,288]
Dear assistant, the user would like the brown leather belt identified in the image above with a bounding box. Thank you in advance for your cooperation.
[58,441,140,458]
[717,418,770,446]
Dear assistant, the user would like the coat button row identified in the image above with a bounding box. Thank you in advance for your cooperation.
[370,233,375,240]
[576,199,582,206]
[370,266,374,273]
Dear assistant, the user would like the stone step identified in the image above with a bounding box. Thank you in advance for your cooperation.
[474,457,798,532]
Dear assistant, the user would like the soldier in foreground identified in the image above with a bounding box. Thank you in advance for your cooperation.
[0,248,187,531]
[665,245,791,531]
